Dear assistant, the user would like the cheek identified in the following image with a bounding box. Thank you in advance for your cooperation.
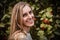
[32,14,34,17]
[23,17,27,22]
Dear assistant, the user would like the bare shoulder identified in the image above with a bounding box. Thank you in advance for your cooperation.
[14,32,26,38]
[12,30,20,37]
[12,31,26,40]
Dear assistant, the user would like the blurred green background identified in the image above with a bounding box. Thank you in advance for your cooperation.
[0,0,60,40]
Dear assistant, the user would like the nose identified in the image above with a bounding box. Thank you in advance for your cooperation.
[28,14,32,19]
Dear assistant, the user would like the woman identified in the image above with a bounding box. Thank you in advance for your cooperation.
[9,2,35,40]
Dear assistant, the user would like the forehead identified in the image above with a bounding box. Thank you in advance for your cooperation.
[23,5,31,14]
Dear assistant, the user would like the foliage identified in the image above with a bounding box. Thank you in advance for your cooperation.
[0,0,60,40]
[36,7,54,40]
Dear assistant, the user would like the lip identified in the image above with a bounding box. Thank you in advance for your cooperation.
[29,21,33,24]
[26,20,34,24]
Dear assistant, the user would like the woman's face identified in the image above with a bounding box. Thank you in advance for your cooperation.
[22,5,34,27]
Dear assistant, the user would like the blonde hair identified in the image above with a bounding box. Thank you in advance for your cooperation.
[9,2,32,40]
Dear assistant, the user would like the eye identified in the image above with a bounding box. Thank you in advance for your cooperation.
[23,13,27,17]
[29,11,33,14]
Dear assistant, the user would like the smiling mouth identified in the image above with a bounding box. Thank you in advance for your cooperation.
[26,20,34,24]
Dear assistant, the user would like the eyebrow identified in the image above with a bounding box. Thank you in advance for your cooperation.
[23,12,27,17]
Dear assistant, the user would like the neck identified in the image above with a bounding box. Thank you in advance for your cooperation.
[17,23,30,33]
[23,26,30,33]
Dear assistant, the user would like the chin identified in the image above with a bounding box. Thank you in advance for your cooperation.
[27,23,34,27]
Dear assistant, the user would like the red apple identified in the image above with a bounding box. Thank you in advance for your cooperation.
[43,19,50,24]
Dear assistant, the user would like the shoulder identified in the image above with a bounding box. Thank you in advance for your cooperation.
[14,32,26,38]
[12,30,26,40]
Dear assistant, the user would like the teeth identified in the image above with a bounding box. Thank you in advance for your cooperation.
[27,20,33,22]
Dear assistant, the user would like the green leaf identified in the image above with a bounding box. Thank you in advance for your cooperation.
[0,23,5,27]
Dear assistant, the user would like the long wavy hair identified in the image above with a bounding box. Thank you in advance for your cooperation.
[9,2,32,40]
